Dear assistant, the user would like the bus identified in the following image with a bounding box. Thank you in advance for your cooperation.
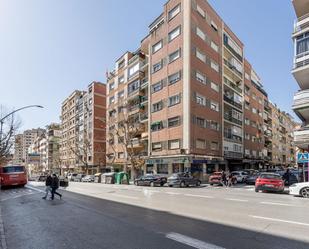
[0,165,27,187]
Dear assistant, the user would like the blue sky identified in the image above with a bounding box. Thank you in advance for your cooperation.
[0,0,298,131]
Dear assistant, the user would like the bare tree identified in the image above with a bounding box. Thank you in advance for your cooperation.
[70,137,92,174]
[108,100,146,178]
[0,109,21,166]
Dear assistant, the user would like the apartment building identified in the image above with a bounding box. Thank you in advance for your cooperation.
[46,123,61,172]
[107,0,297,178]
[60,82,106,174]
[270,104,297,167]
[13,134,24,165]
[292,0,309,152]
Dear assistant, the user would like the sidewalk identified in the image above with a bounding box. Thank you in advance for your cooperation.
[0,205,7,249]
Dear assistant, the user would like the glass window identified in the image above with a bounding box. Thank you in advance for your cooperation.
[118,152,124,159]
[196,71,206,84]
[168,94,181,107]
[169,139,180,150]
[128,63,139,78]
[211,21,218,31]
[153,61,163,73]
[168,4,181,21]
[168,116,180,127]
[210,121,219,131]
[152,142,162,151]
[109,82,115,91]
[152,81,163,93]
[152,101,163,112]
[168,26,181,42]
[196,93,206,106]
[169,49,181,63]
[210,101,219,112]
[152,40,163,54]
[118,90,124,99]
[211,142,219,150]
[196,5,205,18]
[157,164,168,174]
[211,61,219,72]
[128,80,139,95]
[211,42,219,52]
[168,71,181,85]
[196,27,206,41]
[196,117,205,127]
[118,75,125,84]
[211,82,219,92]
[151,121,164,131]
[196,49,206,62]
[297,37,309,55]
[196,139,206,149]
[109,96,115,104]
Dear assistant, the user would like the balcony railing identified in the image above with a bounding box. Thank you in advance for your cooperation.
[224,114,242,126]
[224,132,242,143]
[294,13,309,33]
[223,77,242,94]
[294,57,309,70]
[293,89,309,107]
[224,95,242,110]
[224,151,243,159]
[224,59,243,79]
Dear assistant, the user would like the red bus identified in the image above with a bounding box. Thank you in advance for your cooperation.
[0,165,27,187]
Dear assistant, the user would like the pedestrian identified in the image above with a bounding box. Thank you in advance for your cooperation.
[283,168,291,186]
[51,174,62,200]
[221,170,227,187]
[227,172,234,187]
[42,173,52,199]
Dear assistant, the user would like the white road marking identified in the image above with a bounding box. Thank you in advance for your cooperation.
[166,232,225,249]
[25,185,45,193]
[250,215,309,227]
[225,198,248,202]
[166,192,181,195]
[184,194,214,199]
[110,194,139,200]
[260,202,297,207]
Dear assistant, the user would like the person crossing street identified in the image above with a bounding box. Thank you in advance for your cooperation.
[51,174,62,200]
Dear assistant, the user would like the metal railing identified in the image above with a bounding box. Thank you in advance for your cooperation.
[224,95,242,110]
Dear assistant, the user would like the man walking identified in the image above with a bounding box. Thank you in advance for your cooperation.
[51,174,62,200]
[42,173,52,199]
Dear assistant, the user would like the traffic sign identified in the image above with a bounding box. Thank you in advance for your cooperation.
[297,153,309,163]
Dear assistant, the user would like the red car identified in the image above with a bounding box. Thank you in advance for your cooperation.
[209,172,223,186]
[255,173,284,193]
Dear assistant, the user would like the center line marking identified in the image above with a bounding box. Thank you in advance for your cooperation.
[184,194,214,199]
[260,202,297,207]
[250,215,309,227]
[225,198,248,202]
[166,232,225,249]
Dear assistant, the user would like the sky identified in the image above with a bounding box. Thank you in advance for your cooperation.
[0,0,299,132]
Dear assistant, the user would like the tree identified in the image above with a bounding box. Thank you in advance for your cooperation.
[69,136,92,174]
[0,109,21,166]
[108,99,146,179]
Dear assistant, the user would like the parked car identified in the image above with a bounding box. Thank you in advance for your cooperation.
[231,171,248,183]
[37,175,47,182]
[68,173,78,182]
[134,175,167,187]
[167,173,201,188]
[255,173,284,193]
[74,174,86,182]
[209,172,223,186]
[81,175,95,182]
[289,182,309,198]
[245,173,260,185]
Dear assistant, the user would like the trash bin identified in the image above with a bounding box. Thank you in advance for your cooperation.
[115,172,129,185]
[101,172,115,184]
[59,177,69,187]
[94,173,102,183]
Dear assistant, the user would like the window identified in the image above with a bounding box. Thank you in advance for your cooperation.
[152,81,163,93]
[118,152,125,159]
[109,96,115,104]
[152,142,162,151]
[211,21,218,31]
[118,75,125,84]
[168,116,180,127]
[118,90,124,99]
[196,5,205,18]
[245,73,250,80]
[169,139,180,150]
[252,93,256,100]
[245,101,250,110]
[153,60,163,73]
[211,61,219,72]
[196,49,206,62]
[118,60,125,69]
[211,42,219,52]
[251,121,257,128]
[152,40,163,53]
[211,82,219,92]
[109,82,115,91]
[169,49,181,63]
[195,93,206,106]
[152,101,163,112]
[168,71,181,85]
[245,133,250,140]
[252,108,257,114]
[168,94,181,107]
[252,136,257,142]
[157,164,168,174]
[245,118,250,125]
[196,117,205,127]
[196,139,206,149]
[128,80,139,95]
[196,27,206,41]
[168,26,181,42]
[210,121,220,131]
[118,136,124,143]
[245,149,250,155]
[196,71,207,84]
[245,85,250,95]
[151,121,164,131]
[211,142,219,150]
[210,101,219,112]
[168,4,181,21]
[128,63,139,78]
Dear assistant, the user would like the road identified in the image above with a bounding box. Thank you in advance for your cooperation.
[1,182,309,249]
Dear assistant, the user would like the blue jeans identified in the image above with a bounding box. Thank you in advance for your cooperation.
[44,186,51,198]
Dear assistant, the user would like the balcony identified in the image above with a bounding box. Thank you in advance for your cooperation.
[292,90,309,122]
[224,95,242,110]
[223,58,243,81]
[293,0,309,19]
[294,128,309,149]
[224,113,242,126]
[292,54,309,89]
[224,151,243,159]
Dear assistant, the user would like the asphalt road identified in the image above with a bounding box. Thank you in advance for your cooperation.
[1,182,309,249]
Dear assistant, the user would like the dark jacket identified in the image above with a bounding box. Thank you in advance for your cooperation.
[45,176,52,186]
[51,176,59,189]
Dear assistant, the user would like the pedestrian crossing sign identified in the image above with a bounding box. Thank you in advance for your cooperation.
[297,153,309,163]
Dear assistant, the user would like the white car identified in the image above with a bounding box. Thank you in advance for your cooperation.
[81,175,95,182]
[289,182,309,198]
[231,171,248,183]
